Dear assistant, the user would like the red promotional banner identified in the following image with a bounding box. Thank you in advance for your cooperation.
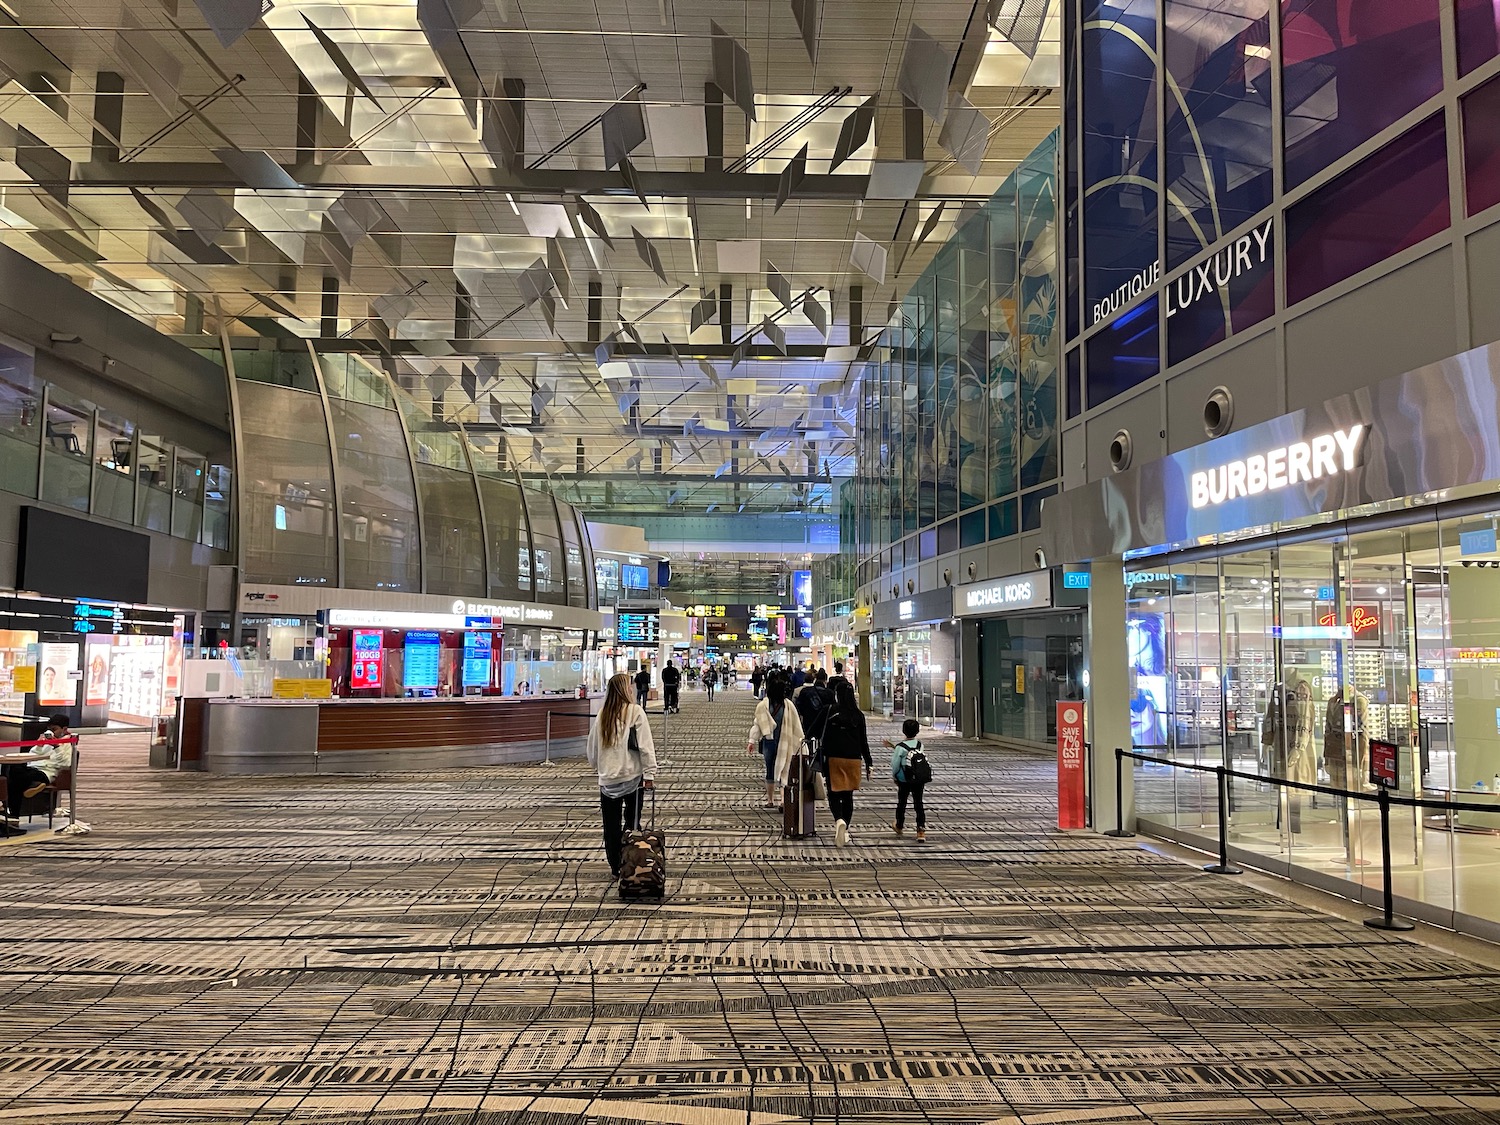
[351,629,384,690]
[1057,701,1087,829]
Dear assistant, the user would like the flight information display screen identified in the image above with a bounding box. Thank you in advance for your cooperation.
[617,611,659,644]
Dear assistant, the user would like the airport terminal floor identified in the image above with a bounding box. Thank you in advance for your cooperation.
[5,691,1500,1124]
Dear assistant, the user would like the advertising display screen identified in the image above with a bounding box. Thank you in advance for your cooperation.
[622,563,651,590]
[351,629,383,690]
[617,611,659,644]
[83,638,111,706]
[792,569,812,610]
[463,617,493,688]
[403,630,441,690]
[38,641,78,706]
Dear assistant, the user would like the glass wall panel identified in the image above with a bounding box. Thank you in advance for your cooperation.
[1082,0,1159,328]
[233,349,321,391]
[933,246,960,520]
[525,487,565,604]
[915,289,937,527]
[329,399,420,592]
[1017,137,1059,489]
[987,190,1019,502]
[171,449,205,542]
[1456,0,1500,76]
[1463,73,1500,217]
[1436,511,1500,924]
[41,389,92,512]
[398,397,484,597]
[135,433,172,532]
[319,352,393,406]
[957,214,988,512]
[236,380,337,585]
[557,498,588,608]
[0,340,37,498]
[979,612,1085,744]
[413,464,484,596]
[478,474,530,600]
[92,410,134,524]
[203,462,232,550]
[1285,114,1450,305]
[900,317,919,535]
[1086,296,1160,407]
[1281,0,1444,190]
[1163,0,1273,269]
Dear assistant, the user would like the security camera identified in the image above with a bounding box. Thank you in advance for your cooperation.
[1034,548,1048,568]
[942,568,952,586]
[967,561,977,580]
[905,579,915,594]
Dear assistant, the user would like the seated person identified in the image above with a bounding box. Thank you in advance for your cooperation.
[3,713,73,819]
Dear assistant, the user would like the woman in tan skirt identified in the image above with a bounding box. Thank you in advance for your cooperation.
[819,677,873,845]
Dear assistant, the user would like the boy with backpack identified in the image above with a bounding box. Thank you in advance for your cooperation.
[887,718,931,842]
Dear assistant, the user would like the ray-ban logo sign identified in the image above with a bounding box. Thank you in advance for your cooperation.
[1190,424,1365,509]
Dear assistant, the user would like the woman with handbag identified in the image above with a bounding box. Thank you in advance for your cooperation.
[586,672,657,879]
[746,670,806,809]
[821,677,873,846]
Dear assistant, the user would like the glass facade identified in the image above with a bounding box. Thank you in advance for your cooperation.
[0,333,233,553]
[1066,0,1487,405]
[232,348,593,607]
[851,133,1059,591]
[1127,508,1500,932]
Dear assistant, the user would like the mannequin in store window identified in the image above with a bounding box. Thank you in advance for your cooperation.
[1325,671,1370,856]
[1262,674,1316,833]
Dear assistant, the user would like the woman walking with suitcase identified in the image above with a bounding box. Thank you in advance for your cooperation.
[821,677,873,846]
[746,669,806,810]
[585,672,657,879]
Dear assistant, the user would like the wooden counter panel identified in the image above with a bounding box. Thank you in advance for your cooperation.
[315,700,591,753]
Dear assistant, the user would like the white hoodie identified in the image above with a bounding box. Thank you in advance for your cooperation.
[585,703,657,795]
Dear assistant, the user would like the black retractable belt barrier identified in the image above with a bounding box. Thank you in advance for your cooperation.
[1103,747,1135,838]
[1364,785,1415,932]
[1202,765,1242,875]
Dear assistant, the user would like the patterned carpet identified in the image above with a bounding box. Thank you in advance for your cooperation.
[3,688,1500,1124]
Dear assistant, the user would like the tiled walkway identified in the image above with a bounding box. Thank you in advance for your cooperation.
[4,690,1500,1123]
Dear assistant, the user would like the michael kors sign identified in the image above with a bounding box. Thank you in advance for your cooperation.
[952,569,1053,618]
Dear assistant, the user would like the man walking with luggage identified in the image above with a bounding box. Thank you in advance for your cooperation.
[634,664,651,707]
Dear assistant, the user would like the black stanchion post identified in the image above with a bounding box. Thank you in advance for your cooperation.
[1203,766,1242,875]
[1364,786,1415,932]
[1104,747,1135,838]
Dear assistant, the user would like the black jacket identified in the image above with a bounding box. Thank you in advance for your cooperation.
[821,706,872,766]
[661,666,680,687]
[795,685,834,739]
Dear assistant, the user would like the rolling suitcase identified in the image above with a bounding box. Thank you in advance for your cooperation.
[782,752,817,839]
[619,787,667,900]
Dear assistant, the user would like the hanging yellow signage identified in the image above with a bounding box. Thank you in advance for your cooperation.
[1015,665,1026,694]
[12,665,35,693]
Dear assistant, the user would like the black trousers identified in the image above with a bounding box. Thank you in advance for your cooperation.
[828,789,855,826]
[664,685,679,710]
[896,782,926,830]
[705,683,715,699]
[2,764,47,814]
[600,787,645,875]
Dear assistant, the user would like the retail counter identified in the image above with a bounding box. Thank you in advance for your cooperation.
[175,695,598,775]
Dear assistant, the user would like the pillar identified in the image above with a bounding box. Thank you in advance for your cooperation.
[1087,556,1134,831]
